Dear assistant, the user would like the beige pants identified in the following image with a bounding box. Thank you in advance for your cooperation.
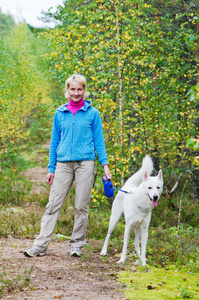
[33,161,95,252]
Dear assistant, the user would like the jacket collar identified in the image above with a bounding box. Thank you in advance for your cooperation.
[57,100,92,112]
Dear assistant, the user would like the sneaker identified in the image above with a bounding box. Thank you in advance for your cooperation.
[70,246,81,257]
[24,248,46,257]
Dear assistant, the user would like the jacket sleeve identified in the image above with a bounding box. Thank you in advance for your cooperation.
[92,109,109,167]
[47,111,61,173]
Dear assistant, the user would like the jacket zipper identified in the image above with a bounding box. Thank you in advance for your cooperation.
[69,107,85,161]
[70,114,75,160]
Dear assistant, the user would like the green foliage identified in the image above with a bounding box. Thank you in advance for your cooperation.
[0,168,32,206]
[39,0,198,196]
[0,9,15,37]
[0,15,56,203]
[187,137,199,166]
[147,225,199,268]
[27,103,54,145]
[186,82,199,167]
[0,201,44,238]
[187,138,199,152]
[0,22,53,162]
[151,191,199,228]
[0,151,32,206]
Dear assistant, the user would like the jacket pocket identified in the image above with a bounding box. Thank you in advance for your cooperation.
[45,195,54,214]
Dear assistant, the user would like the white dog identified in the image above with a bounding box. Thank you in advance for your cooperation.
[100,155,163,266]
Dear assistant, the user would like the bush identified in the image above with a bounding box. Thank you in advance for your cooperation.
[147,225,199,270]
[0,166,32,206]
[151,193,199,228]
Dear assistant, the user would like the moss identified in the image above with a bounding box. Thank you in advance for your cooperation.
[117,265,199,299]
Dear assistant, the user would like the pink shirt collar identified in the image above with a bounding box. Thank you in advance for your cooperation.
[66,98,85,115]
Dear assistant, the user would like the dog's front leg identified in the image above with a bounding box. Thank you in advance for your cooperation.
[100,234,111,256]
[101,200,123,256]
[100,218,118,256]
[117,223,132,264]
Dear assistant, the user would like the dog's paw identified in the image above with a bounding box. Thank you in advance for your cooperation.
[140,257,147,266]
[117,258,125,264]
[100,250,107,256]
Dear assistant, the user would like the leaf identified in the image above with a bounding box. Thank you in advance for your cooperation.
[186,138,195,148]
[147,285,156,290]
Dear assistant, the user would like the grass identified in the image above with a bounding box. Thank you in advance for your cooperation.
[118,265,199,299]
[0,263,33,295]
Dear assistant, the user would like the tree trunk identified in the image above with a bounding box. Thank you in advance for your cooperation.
[115,0,124,185]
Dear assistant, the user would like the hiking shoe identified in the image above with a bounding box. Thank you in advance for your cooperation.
[24,248,46,257]
[70,246,81,257]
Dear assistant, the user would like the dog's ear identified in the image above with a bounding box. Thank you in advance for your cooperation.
[157,169,163,181]
[144,171,149,181]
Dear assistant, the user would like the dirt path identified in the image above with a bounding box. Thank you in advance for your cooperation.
[0,237,126,299]
[0,142,126,299]
[23,141,50,194]
[23,166,48,193]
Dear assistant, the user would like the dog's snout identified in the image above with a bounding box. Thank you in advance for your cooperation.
[153,195,158,201]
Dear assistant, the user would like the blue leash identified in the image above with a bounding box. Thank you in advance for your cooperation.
[111,186,130,194]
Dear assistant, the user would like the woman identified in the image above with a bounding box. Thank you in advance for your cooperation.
[24,74,111,257]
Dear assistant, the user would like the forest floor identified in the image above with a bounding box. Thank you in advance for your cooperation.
[0,142,127,300]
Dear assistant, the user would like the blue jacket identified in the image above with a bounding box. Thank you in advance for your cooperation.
[48,100,109,173]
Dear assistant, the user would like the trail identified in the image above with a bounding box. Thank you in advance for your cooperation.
[0,141,126,299]
[1,237,126,299]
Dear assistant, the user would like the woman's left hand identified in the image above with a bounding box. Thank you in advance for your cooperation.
[103,165,112,180]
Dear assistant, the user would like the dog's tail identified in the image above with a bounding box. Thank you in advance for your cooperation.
[124,155,154,188]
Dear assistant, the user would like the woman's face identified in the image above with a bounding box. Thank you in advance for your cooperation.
[68,81,85,102]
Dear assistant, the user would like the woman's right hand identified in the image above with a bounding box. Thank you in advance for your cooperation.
[47,172,55,185]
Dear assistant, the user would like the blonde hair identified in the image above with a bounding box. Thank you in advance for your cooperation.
[64,74,89,98]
